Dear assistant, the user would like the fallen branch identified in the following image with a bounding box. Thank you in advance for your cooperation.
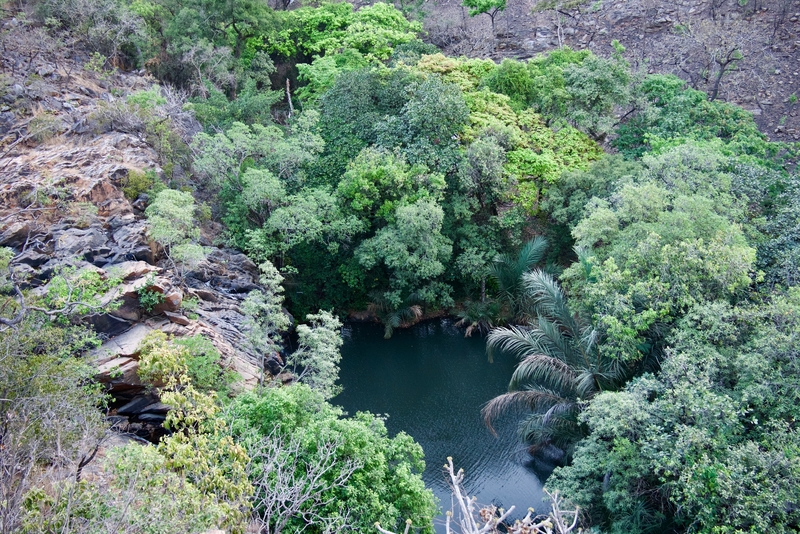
[376,457,580,534]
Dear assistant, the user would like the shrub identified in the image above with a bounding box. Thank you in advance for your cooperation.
[28,112,62,143]
[137,275,165,313]
[175,335,238,393]
[145,189,206,278]
[122,168,159,200]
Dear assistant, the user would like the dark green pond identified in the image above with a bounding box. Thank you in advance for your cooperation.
[335,318,549,530]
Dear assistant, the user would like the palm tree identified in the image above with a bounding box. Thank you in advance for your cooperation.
[368,291,423,339]
[482,269,628,457]
[489,236,548,322]
[455,299,502,337]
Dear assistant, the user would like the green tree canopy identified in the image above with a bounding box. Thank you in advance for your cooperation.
[549,292,800,533]
[226,384,438,533]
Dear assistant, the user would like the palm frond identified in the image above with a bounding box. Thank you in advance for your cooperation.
[516,236,549,275]
[574,369,603,399]
[368,292,423,339]
[523,270,579,334]
[483,264,636,455]
[486,325,544,363]
[455,299,501,337]
[535,415,586,453]
[580,325,600,355]
[509,354,577,395]
[481,389,567,435]
[540,400,581,429]
[489,237,548,319]
[535,316,578,364]
[517,408,583,452]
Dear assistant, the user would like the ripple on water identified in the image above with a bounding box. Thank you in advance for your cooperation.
[335,319,553,531]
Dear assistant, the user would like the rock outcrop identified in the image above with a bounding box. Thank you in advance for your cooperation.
[0,26,279,441]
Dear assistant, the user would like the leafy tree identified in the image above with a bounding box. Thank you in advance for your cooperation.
[337,148,445,219]
[560,47,631,140]
[159,0,276,60]
[758,174,800,287]
[312,67,418,184]
[192,117,323,192]
[461,0,506,33]
[375,75,469,174]
[481,47,631,140]
[484,59,535,111]
[191,116,324,248]
[541,155,642,230]
[145,188,206,278]
[262,2,421,61]
[563,144,757,362]
[287,310,344,399]
[255,187,366,260]
[464,134,509,207]
[524,47,590,124]
[242,260,292,384]
[22,441,246,534]
[295,49,369,105]
[549,293,800,533]
[0,319,105,534]
[356,199,453,308]
[539,155,643,262]
[226,384,438,533]
[614,74,778,161]
[190,78,283,129]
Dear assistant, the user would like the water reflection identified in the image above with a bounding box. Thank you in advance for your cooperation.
[335,319,551,531]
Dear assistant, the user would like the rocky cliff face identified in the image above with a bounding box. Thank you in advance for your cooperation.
[423,0,800,143]
[0,20,278,441]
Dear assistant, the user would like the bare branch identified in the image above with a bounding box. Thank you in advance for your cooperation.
[248,431,361,534]
[376,458,580,534]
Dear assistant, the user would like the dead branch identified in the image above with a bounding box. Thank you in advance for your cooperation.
[376,457,580,534]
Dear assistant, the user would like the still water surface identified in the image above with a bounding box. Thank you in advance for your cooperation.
[335,319,548,531]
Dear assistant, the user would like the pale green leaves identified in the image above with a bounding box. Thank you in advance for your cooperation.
[242,261,291,357]
[462,0,506,19]
[288,310,344,399]
[337,148,445,217]
[145,189,206,275]
[240,168,286,222]
[191,116,324,190]
[258,188,366,257]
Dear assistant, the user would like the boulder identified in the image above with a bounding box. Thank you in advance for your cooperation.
[109,260,160,281]
[110,295,143,321]
[164,310,191,326]
[92,323,153,364]
[84,313,133,337]
[140,402,170,415]
[95,356,142,394]
[160,290,182,312]
[116,394,159,416]
[0,221,33,247]
[13,250,50,268]
[137,413,166,424]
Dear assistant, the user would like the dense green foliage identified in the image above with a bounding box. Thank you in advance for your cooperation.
[549,294,800,533]
[9,1,800,532]
[227,384,438,533]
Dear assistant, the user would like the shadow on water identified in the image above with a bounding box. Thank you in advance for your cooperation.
[334,318,554,532]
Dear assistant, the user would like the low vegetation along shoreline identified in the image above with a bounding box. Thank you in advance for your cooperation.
[1,0,799,532]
